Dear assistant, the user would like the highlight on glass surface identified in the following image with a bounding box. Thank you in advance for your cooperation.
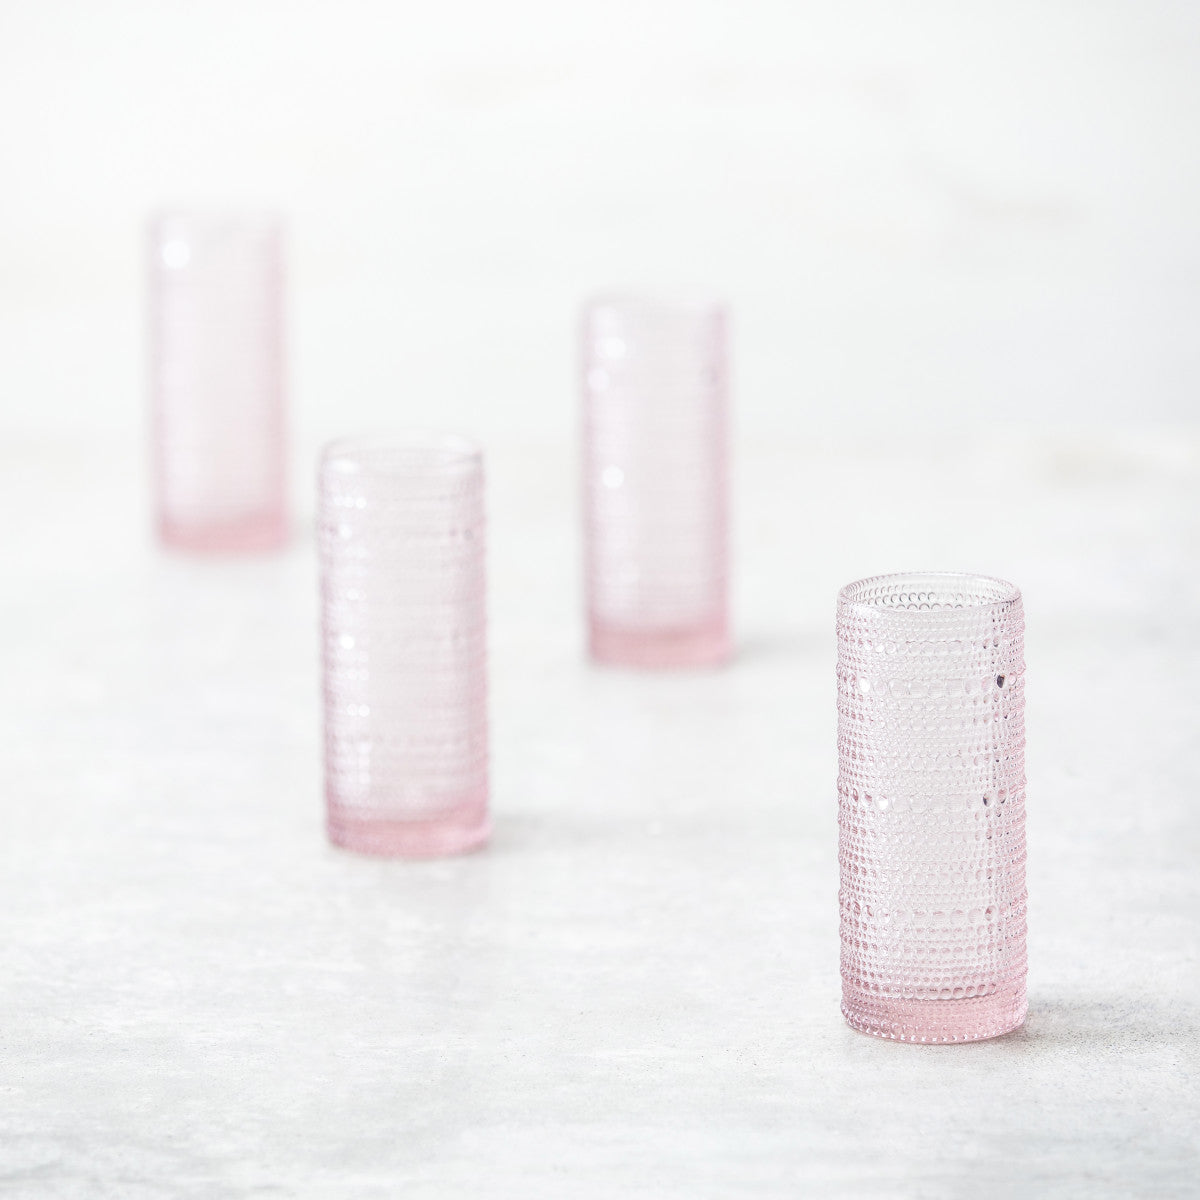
[836,572,1028,1043]
[318,432,489,858]
[148,209,287,551]
[581,294,730,668]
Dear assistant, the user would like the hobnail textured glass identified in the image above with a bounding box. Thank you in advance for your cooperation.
[582,296,730,667]
[149,210,287,551]
[837,572,1027,1043]
[318,434,489,858]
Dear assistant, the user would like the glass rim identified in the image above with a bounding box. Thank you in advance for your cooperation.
[838,571,1021,615]
[149,207,283,230]
[583,292,726,321]
[321,430,482,477]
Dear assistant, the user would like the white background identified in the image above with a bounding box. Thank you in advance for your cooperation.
[1,3,1198,1196]
[3,0,1199,447]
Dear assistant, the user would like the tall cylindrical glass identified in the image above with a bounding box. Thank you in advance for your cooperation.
[582,296,730,668]
[318,434,489,858]
[149,210,287,551]
[837,572,1027,1042]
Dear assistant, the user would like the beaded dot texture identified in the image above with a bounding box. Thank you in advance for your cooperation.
[837,572,1027,1042]
[318,435,489,857]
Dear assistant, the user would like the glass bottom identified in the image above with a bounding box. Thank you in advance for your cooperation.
[589,617,730,668]
[160,511,288,553]
[842,985,1027,1044]
[327,800,490,859]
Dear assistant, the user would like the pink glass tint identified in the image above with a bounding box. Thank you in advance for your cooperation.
[149,211,287,551]
[837,573,1027,1043]
[318,434,489,858]
[582,296,730,668]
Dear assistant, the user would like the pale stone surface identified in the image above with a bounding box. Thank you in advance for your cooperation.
[0,429,1196,1197]
[2,3,1199,1190]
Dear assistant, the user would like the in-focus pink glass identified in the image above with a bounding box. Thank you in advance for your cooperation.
[837,573,1027,1043]
[149,210,287,551]
[582,296,730,668]
[318,433,489,858]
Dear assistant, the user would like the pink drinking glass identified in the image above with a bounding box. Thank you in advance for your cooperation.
[318,433,489,858]
[837,573,1028,1042]
[582,296,730,668]
[149,210,287,551]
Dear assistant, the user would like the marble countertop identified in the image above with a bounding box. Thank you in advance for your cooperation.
[1,428,1197,1197]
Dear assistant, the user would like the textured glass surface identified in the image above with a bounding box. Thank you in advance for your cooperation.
[318,434,489,857]
[149,210,287,551]
[582,296,730,667]
[837,572,1027,1042]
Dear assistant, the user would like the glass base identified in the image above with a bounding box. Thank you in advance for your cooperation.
[160,512,288,553]
[589,618,730,668]
[327,801,490,859]
[842,986,1027,1044]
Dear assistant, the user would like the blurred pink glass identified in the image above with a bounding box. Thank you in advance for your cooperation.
[837,572,1028,1043]
[149,210,287,551]
[582,296,730,667]
[318,433,489,858]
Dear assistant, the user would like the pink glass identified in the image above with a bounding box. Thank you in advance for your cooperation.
[582,296,730,668]
[149,210,287,551]
[837,573,1027,1042]
[318,433,489,858]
